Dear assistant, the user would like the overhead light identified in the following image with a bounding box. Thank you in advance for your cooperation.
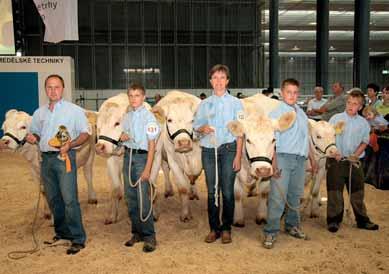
[383,70,389,75]
[309,22,317,25]
[279,37,286,40]
[292,45,300,51]
[329,45,336,51]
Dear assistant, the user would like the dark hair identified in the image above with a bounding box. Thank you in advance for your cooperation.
[208,64,230,80]
[347,88,365,105]
[367,83,380,94]
[45,74,65,88]
[199,92,206,99]
[128,82,146,95]
[281,78,300,89]
[262,89,272,95]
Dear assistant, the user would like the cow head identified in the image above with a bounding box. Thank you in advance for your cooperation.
[152,94,200,153]
[95,102,126,156]
[228,111,296,178]
[1,109,32,150]
[308,119,342,157]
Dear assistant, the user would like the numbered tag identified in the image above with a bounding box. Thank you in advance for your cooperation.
[146,121,160,138]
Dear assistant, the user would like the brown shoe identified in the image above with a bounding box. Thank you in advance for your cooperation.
[204,231,220,243]
[221,231,232,244]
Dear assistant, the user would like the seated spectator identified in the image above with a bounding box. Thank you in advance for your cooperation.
[376,86,389,117]
[363,105,388,131]
[237,92,245,99]
[306,86,327,121]
[314,82,346,121]
[199,93,207,100]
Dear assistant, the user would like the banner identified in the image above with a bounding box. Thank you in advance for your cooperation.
[33,0,79,43]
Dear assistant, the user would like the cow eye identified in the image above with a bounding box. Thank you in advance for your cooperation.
[114,122,120,127]
[316,135,322,139]
[272,138,275,144]
[167,118,172,123]
[246,139,252,144]
[20,126,26,130]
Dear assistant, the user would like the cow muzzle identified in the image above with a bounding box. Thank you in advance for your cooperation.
[175,138,193,153]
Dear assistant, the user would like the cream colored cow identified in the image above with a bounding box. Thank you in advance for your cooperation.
[228,94,296,226]
[303,119,343,218]
[0,109,98,218]
[95,93,170,224]
[152,90,202,222]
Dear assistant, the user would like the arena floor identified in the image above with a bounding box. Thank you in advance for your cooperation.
[1,151,388,274]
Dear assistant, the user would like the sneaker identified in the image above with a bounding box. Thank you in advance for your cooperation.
[328,223,339,233]
[286,226,307,239]
[66,243,85,255]
[263,234,276,249]
[143,239,157,253]
[124,234,142,247]
[357,221,379,231]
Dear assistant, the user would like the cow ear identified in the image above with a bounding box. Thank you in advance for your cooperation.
[273,111,296,132]
[334,120,345,135]
[152,106,166,124]
[227,120,244,137]
[308,119,317,134]
[5,109,18,119]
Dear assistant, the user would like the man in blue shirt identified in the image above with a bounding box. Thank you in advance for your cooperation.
[263,78,316,249]
[26,74,89,255]
[327,89,379,233]
[120,83,160,252]
[194,64,243,244]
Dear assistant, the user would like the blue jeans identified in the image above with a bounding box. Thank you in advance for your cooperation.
[41,150,86,245]
[123,150,155,241]
[202,142,237,232]
[264,153,306,236]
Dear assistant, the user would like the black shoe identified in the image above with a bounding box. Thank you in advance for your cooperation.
[66,243,85,255]
[44,236,61,245]
[124,234,142,247]
[328,223,339,233]
[143,240,156,253]
[357,221,379,231]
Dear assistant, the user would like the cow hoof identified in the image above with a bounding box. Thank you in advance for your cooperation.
[233,222,245,228]
[88,199,98,205]
[180,215,193,222]
[164,191,174,198]
[255,218,267,225]
[189,193,200,200]
[104,219,113,225]
[43,213,51,220]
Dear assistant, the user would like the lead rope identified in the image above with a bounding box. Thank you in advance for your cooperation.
[128,148,154,222]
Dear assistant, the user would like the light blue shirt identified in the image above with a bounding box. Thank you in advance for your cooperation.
[30,100,89,152]
[368,115,388,129]
[193,91,243,148]
[270,102,309,158]
[329,112,370,158]
[122,106,160,150]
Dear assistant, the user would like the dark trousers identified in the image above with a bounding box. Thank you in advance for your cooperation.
[202,142,237,232]
[41,150,86,245]
[123,150,155,242]
[326,158,370,225]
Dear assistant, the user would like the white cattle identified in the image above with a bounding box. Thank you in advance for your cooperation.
[152,90,202,222]
[303,119,343,218]
[227,94,296,226]
[95,93,169,224]
[0,109,98,218]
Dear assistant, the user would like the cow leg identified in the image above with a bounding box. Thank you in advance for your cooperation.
[161,160,174,198]
[169,161,192,222]
[105,156,123,225]
[256,180,270,225]
[188,175,199,200]
[40,182,51,219]
[233,176,245,227]
[310,169,326,218]
[303,172,314,218]
[82,151,98,204]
